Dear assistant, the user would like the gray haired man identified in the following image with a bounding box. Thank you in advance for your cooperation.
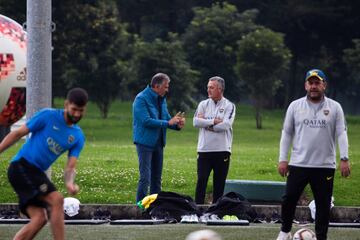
[193,76,236,204]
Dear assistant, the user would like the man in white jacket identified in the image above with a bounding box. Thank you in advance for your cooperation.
[276,69,350,240]
[193,76,236,204]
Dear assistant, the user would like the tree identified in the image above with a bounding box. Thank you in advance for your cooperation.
[182,2,259,102]
[0,0,26,23]
[342,39,360,112]
[343,39,360,84]
[231,0,360,107]
[116,0,211,40]
[235,28,291,129]
[52,1,131,118]
[126,33,199,112]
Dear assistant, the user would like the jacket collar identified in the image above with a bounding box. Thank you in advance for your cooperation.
[146,85,165,102]
[211,96,224,105]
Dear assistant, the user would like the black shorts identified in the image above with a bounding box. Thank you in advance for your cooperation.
[7,158,57,217]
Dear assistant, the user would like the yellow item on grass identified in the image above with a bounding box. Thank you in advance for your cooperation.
[137,194,158,210]
[222,215,238,221]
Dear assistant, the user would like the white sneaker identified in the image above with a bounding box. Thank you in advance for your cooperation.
[180,215,190,223]
[276,231,292,240]
[190,214,199,223]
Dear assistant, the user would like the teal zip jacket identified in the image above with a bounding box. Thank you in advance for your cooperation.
[132,85,179,148]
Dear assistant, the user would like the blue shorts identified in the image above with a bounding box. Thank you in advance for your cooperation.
[7,158,56,217]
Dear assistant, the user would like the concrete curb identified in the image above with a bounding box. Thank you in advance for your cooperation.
[1,204,359,222]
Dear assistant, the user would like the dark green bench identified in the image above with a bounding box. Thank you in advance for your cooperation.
[224,179,286,203]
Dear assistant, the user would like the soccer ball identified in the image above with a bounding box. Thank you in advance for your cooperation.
[185,229,222,240]
[63,197,81,217]
[293,228,317,240]
[0,14,26,127]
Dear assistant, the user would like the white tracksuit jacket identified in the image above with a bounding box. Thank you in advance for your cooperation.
[193,97,236,153]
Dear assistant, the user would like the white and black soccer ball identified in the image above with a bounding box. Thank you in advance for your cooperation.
[0,14,26,126]
[63,197,81,217]
[293,228,317,240]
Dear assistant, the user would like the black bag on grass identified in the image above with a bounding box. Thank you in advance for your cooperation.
[205,191,256,221]
[146,191,201,222]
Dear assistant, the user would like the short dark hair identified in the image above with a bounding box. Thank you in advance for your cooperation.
[66,88,88,106]
[151,73,170,87]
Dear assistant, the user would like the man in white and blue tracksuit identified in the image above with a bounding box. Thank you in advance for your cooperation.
[133,73,185,202]
[193,76,236,204]
[276,69,350,240]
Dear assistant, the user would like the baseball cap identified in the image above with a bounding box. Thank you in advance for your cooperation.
[305,69,327,82]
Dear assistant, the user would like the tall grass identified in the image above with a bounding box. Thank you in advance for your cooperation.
[0,100,359,205]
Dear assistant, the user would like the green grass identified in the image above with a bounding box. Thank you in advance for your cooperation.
[0,100,359,205]
[1,224,360,240]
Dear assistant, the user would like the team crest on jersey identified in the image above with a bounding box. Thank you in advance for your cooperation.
[219,108,224,113]
[68,135,75,144]
[323,109,329,116]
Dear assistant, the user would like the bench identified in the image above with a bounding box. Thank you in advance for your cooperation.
[224,179,286,203]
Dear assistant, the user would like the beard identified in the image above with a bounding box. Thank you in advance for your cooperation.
[307,91,324,102]
[67,112,82,124]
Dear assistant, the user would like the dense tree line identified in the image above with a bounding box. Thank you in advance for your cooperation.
[1,0,360,122]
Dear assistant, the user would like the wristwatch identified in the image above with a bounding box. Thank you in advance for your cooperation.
[340,157,349,161]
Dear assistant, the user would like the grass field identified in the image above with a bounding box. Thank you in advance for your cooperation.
[1,223,360,240]
[0,100,359,205]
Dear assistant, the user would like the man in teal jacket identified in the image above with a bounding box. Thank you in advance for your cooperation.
[133,73,185,202]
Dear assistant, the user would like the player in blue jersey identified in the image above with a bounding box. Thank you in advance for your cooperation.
[0,88,88,240]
